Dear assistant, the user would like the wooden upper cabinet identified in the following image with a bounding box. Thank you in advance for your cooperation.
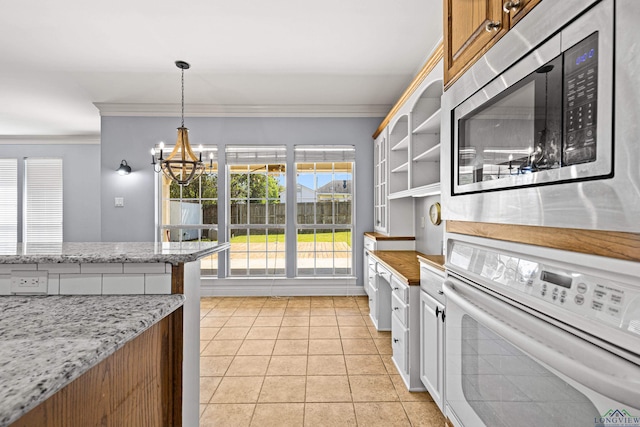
[444,0,542,89]
[507,0,543,27]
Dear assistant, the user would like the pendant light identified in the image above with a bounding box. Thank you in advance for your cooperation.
[151,60,204,186]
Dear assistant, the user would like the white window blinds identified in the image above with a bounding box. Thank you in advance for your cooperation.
[24,158,63,243]
[226,145,287,165]
[294,145,356,162]
[0,159,18,243]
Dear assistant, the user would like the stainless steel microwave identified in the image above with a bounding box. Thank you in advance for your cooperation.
[441,0,640,233]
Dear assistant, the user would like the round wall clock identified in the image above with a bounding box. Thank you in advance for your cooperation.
[429,202,442,226]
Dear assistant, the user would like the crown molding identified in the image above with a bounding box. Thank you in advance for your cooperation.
[0,135,100,145]
[94,103,391,118]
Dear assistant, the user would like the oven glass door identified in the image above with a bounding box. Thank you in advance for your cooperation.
[452,2,613,195]
[444,278,640,427]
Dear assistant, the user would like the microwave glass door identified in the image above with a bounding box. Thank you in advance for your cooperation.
[453,32,609,195]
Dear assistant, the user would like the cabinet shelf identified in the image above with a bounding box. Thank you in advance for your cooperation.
[388,182,441,199]
[412,109,441,134]
[391,135,409,151]
[391,162,409,173]
[412,143,441,162]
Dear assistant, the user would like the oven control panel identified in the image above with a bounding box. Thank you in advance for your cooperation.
[448,241,640,333]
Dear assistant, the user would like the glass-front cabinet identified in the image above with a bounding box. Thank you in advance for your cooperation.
[374,129,388,233]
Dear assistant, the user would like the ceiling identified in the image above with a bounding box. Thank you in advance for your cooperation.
[0,0,442,137]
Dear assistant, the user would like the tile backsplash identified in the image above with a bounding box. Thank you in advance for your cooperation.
[0,263,173,295]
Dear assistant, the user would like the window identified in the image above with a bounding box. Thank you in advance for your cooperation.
[24,158,63,243]
[158,146,218,276]
[226,145,286,276]
[0,159,17,243]
[295,146,355,276]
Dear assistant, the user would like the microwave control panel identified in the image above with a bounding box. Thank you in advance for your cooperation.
[563,32,599,166]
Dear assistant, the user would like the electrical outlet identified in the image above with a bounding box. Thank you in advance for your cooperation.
[420,216,425,228]
[11,271,48,294]
[115,197,124,207]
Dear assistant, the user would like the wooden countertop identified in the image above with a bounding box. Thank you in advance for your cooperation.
[417,254,446,272]
[364,232,415,241]
[369,250,427,286]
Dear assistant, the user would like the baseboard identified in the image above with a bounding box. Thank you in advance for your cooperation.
[200,277,366,297]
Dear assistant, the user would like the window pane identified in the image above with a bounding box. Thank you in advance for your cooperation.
[316,200,333,225]
[24,158,63,243]
[229,172,248,198]
[294,157,354,277]
[249,202,267,225]
[230,201,247,225]
[202,200,218,225]
[0,159,18,243]
[297,202,314,225]
[227,155,286,277]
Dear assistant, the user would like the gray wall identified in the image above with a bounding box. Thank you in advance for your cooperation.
[100,116,379,283]
[0,144,101,242]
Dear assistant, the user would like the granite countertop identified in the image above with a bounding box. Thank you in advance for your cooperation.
[364,232,415,241]
[371,250,429,286]
[0,241,230,265]
[0,294,184,427]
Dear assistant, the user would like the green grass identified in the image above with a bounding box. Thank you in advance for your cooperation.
[230,231,352,245]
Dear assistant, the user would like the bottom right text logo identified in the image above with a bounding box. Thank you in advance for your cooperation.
[595,409,640,427]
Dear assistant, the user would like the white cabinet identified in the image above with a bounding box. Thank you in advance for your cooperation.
[384,61,444,200]
[390,275,425,391]
[420,290,445,411]
[419,261,446,412]
[369,264,392,331]
[373,128,414,236]
[373,130,388,233]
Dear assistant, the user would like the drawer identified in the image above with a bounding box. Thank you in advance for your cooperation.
[391,292,408,327]
[391,275,408,304]
[369,273,378,291]
[364,238,377,252]
[368,288,378,315]
[378,265,391,285]
[392,314,409,375]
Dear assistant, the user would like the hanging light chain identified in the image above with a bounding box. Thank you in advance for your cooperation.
[181,66,185,128]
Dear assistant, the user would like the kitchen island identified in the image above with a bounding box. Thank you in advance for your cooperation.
[0,241,229,427]
[0,295,184,427]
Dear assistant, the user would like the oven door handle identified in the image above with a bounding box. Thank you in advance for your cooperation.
[444,278,640,407]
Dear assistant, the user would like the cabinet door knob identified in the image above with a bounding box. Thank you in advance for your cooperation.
[503,0,521,13]
[394,306,399,311]
[393,338,399,343]
[437,290,444,295]
[485,21,501,32]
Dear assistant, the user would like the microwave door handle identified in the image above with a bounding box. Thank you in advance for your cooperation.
[443,279,640,407]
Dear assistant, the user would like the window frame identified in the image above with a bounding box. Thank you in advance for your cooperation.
[294,146,355,278]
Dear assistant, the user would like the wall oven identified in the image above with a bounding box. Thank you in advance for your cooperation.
[444,234,640,427]
[441,0,640,232]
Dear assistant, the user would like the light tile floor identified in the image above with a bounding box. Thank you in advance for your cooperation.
[199,296,446,427]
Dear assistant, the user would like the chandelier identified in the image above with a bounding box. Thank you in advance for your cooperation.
[151,61,205,186]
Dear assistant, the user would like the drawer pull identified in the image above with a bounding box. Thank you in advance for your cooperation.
[393,287,399,291]
[437,290,444,295]
[435,307,441,317]
[394,306,399,311]
[393,338,399,343]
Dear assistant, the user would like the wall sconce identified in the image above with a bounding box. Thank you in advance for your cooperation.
[117,160,132,175]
